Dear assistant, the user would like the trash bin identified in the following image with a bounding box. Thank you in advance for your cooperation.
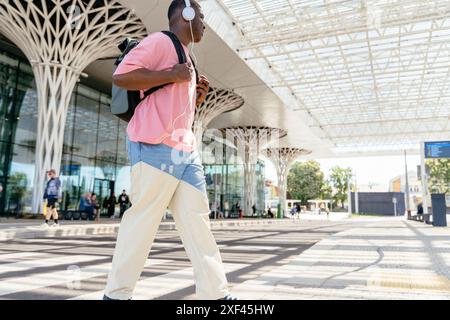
[277,203,282,219]
[431,194,447,227]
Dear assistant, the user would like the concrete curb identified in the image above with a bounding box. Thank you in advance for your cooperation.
[0,218,294,241]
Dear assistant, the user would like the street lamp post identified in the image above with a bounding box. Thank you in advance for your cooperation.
[347,175,352,216]
[404,150,411,218]
[393,197,398,216]
[420,142,429,214]
[354,176,359,214]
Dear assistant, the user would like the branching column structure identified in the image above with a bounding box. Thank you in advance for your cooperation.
[264,148,312,216]
[0,0,147,213]
[193,87,244,147]
[224,127,287,216]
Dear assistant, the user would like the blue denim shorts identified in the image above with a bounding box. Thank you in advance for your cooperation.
[127,139,207,193]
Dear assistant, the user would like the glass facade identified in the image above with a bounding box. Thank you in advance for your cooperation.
[204,162,265,218]
[59,84,130,213]
[0,49,130,216]
[202,132,266,218]
[0,50,36,216]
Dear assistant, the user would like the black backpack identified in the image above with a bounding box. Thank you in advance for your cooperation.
[111,31,198,122]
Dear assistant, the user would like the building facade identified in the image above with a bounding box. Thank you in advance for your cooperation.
[389,171,423,211]
[204,162,265,218]
[0,47,132,216]
[0,1,292,218]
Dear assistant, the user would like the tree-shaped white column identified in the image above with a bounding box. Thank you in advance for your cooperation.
[193,87,244,146]
[0,0,147,213]
[264,148,312,217]
[223,127,287,216]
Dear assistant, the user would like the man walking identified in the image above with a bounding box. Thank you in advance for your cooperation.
[118,190,130,218]
[42,169,61,227]
[104,0,235,300]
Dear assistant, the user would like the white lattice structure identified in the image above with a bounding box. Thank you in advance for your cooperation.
[264,147,312,216]
[193,87,244,144]
[223,126,287,216]
[0,0,147,213]
[216,0,450,154]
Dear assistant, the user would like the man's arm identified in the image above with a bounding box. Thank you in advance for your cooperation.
[113,63,194,90]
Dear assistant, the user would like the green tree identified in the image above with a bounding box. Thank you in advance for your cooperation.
[329,166,353,208]
[287,161,325,205]
[426,159,449,194]
[320,180,333,200]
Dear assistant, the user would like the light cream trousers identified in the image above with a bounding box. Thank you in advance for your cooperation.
[104,162,229,300]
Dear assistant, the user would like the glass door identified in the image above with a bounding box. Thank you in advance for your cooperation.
[93,178,114,217]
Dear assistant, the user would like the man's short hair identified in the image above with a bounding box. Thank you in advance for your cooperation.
[168,0,197,21]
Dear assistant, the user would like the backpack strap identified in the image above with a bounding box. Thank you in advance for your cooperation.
[161,30,187,64]
[189,54,200,84]
[163,31,199,82]
[141,31,198,100]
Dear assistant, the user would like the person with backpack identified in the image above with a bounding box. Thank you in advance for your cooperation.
[42,169,62,228]
[104,0,235,301]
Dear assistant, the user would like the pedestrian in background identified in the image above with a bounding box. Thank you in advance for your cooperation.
[79,193,94,220]
[102,197,109,216]
[91,193,100,221]
[236,201,242,219]
[290,205,297,218]
[118,190,130,218]
[267,207,274,219]
[108,192,117,218]
[42,169,61,228]
[417,202,424,215]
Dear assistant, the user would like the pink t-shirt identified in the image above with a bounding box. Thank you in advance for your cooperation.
[114,32,197,152]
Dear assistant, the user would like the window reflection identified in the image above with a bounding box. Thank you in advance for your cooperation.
[0,49,131,216]
[204,161,265,218]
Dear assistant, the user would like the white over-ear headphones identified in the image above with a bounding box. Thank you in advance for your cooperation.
[182,0,196,21]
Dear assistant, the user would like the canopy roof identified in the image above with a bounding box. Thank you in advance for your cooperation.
[216,0,450,154]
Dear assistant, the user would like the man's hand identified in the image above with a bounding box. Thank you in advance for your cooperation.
[196,75,210,106]
[171,63,195,83]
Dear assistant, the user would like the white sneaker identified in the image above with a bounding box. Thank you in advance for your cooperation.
[40,223,50,228]
[52,223,60,228]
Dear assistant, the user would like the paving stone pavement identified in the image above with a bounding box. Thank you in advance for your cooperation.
[232,217,450,300]
[0,219,352,300]
[1,216,448,300]
[0,218,296,241]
